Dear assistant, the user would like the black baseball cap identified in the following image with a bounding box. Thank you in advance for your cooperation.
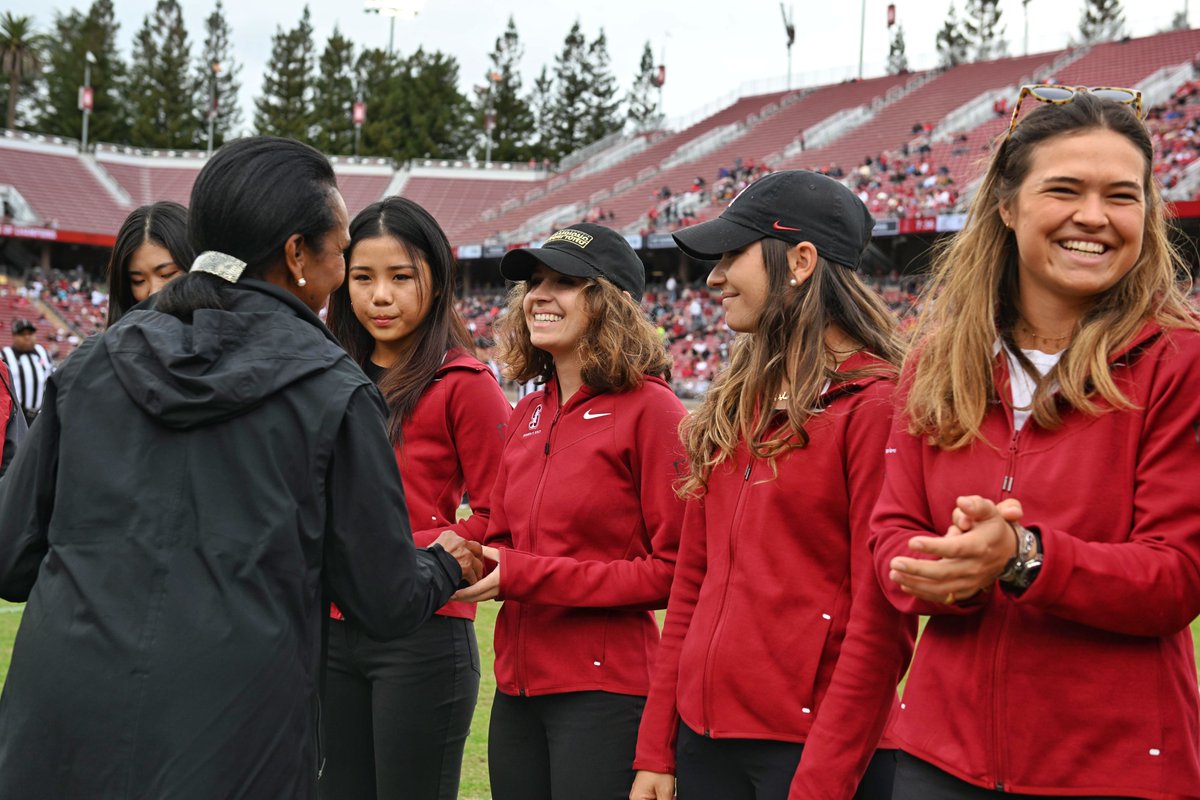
[11,319,35,334]
[672,170,875,268]
[500,223,646,300]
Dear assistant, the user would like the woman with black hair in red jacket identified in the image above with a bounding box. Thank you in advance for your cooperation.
[454,223,686,800]
[323,196,511,800]
[631,171,915,800]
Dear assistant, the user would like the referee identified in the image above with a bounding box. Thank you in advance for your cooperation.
[3,319,53,425]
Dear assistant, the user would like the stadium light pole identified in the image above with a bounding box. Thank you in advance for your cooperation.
[206,61,221,158]
[857,0,867,79]
[363,0,424,55]
[79,50,96,153]
[1023,0,1031,56]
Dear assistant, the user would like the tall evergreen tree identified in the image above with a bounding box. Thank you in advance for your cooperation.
[0,13,47,130]
[528,65,555,162]
[254,6,315,140]
[196,0,242,149]
[1078,0,1126,43]
[38,0,129,143]
[626,42,659,131]
[582,29,622,144]
[397,48,470,160]
[962,0,1006,61]
[478,16,534,163]
[887,24,910,75]
[355,47,402,158]
[311,27,356,155]
[546,20,590,160]
[935,2,970,68]
[129,0,198,149]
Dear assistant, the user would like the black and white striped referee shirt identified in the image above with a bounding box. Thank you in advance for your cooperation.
[2,344,53,422]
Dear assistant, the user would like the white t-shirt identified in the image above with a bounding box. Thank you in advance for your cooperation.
[1005,346,1063,431]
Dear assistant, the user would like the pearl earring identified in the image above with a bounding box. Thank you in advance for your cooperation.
[788,278,797,287]
[297,277,307,287]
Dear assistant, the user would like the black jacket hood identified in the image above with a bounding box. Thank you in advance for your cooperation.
[105,279,346,430]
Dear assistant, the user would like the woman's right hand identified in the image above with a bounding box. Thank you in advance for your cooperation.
[432,531,484,585]
[630,770,675,800]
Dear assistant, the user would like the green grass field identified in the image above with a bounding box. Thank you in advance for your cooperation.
[0,601,1196,799]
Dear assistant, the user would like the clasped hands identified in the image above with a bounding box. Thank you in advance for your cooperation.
[887,495,1023,605]
[450,545,502,602]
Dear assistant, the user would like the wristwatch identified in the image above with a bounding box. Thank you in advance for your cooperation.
[998,523,1042,591]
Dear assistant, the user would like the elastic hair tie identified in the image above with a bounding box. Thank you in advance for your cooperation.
[191,251,247,283]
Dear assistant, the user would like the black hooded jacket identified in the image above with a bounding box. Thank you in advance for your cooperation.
[0,280,460,799]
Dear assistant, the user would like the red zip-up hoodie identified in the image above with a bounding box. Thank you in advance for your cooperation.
[484,374,686,697]
[871,323,1200,799]
[634,352,915,797]
[332,350,511,621]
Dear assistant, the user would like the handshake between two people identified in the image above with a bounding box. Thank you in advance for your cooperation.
[431,531,501,595]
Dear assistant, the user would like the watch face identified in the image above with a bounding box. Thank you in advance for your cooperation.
[1015,559,1043,590]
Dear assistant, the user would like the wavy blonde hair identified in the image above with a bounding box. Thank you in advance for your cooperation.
[906,93,1199,450]
[495,276,670,392]
[678,238,904,499]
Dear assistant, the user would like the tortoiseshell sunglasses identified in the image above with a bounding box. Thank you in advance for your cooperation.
[1007,84,1143,139]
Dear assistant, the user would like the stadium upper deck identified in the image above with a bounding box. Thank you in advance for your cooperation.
[3,27,1200,264]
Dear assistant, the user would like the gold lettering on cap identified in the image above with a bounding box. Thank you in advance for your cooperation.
[544,229,594,248]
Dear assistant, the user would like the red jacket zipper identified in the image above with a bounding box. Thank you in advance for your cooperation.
[515,399,565,696]
[700,459,753,735]
[992,416,1021,786]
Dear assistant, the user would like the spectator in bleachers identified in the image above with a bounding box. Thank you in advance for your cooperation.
[105,201,194,326]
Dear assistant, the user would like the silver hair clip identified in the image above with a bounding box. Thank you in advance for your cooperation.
[191,251,247,283]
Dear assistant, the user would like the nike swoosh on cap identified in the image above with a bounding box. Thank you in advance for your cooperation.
[772,220,803,231]
[582,410,611,419]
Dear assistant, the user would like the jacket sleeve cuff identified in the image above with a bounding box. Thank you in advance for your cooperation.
[1008,523,1071,609]
[631,756,675,774]
[499,548,534,600]
[423,542,463,593]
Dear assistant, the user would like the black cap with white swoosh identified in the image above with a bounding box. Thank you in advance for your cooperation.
[671,169,874,269]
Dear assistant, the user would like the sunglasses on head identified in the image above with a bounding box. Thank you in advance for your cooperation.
[1007,84,1144,138]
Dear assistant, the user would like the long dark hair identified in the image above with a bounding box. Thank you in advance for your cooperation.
[326,196,472,442]
[106,201,193,326]
[155,137,338,320]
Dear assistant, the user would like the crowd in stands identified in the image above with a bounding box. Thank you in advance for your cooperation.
[9,268,1200,400]
[1147,80,1200,193]
[642,159,774,234]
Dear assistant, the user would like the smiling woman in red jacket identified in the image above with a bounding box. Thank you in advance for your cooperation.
[322,197,511,800]
[453,223,686,800]
[874,89,1200,799]
[630,171,915,800]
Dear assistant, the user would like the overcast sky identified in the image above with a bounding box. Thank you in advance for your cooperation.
[5,0,1195,134]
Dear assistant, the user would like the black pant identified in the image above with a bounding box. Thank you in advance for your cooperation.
[892,751,1137,800]
[319,615,480,800]
[488,689,645,800]
[675,722,897,800]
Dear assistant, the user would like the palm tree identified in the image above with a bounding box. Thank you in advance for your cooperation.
[0,13,47,130]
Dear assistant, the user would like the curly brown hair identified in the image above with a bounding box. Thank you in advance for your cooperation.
[495,276,670,392]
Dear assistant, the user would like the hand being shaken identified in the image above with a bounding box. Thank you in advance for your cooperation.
[433,530,484,586]
[451,546,502,602]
